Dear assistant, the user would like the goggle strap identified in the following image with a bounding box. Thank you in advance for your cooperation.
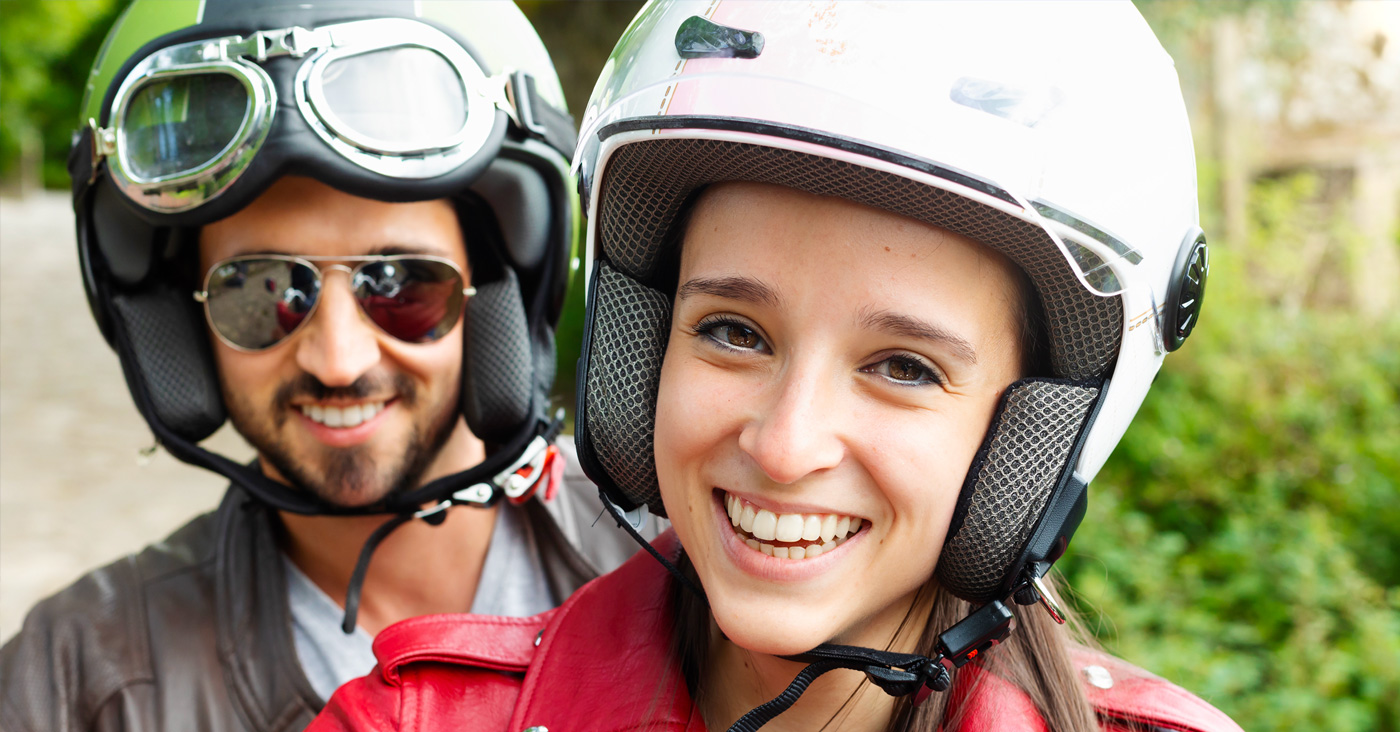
[506,70,577,157]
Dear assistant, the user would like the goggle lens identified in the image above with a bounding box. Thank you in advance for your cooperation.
[320,46,468,145]
[202,257,467,351]
[122,74,250,179]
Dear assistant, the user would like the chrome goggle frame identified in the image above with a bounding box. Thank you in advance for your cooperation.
[96,18,520,214]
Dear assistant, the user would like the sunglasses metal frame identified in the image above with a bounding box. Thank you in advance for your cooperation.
[97,18,512,213]
[194,253,476,353]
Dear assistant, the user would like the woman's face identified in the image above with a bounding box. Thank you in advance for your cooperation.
[654,182,1027,656]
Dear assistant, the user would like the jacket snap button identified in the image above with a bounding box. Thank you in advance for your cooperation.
[1082,665,1113,689]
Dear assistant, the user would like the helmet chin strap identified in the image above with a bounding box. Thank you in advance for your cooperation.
[728,598,1019,732]
[337,412,566,633]
[599,491,1057,732]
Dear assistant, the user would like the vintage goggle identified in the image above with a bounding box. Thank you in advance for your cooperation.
[92,18,532,214]
[195,254,475,352]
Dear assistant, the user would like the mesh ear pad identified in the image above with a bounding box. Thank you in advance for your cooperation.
[109,287,226,442]
[936,379,1100,603]
[461,267,535,444]
[583,262,671,514]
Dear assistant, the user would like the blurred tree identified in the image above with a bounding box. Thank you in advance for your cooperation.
[517,1,644,117]
[0,0,120,190]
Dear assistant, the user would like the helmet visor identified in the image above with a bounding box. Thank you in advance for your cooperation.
[121,72,251,180]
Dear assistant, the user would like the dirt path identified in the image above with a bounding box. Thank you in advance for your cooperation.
[0,193,249,640]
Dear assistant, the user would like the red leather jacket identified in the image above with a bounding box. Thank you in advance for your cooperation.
[311,533,1242,732]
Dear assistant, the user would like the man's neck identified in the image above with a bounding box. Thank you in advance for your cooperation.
[279,503,498,636]
[275,420,497,635]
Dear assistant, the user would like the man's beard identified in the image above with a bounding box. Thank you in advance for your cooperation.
[225,371,460,507]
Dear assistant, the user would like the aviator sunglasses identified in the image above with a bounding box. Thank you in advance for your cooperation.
[195,254,475,352]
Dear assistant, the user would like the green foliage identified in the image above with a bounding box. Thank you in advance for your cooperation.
[0,0,120,188]
[1062,173,1400,731]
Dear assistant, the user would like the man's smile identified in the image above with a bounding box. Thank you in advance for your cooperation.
[296,398,396,428]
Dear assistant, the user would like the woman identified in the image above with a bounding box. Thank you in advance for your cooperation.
[312,2,1235,731]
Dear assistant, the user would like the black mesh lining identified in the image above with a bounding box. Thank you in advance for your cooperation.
[583,262,671,514]
[109,287,226,441]
[935,379,1099,603]
[461,267,535,444]
[596,138,1121,380]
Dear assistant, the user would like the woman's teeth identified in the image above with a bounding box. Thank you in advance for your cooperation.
[724,492,864,560]
[299,401,386,428]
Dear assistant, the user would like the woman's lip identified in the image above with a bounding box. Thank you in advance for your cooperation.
[711,491,866,583]
[296,401,393,447]
[713,487,866,521]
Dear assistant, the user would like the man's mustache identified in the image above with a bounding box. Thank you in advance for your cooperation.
[272,372,416,411]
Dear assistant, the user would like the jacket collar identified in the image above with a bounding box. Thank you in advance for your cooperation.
[214,486,324,729]
[510,531,704,731]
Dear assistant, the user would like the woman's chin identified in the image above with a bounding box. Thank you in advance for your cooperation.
[714,614,835,657]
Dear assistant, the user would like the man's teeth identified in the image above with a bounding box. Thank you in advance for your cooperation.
[299,401,386,428]
[724,493,863,560]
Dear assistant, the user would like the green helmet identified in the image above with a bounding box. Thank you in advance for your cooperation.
[72,0,579,517]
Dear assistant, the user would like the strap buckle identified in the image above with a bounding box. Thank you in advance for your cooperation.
[502,70,549,139]
[412,431,559,521]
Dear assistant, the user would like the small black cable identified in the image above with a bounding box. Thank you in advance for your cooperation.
[599,489,706,599]
[341,513,413,634]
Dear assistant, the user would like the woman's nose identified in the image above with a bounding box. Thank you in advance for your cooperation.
[294,271,382,386]
[737,366,845,485]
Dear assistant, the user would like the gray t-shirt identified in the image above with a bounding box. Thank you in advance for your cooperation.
[286,501,557,701]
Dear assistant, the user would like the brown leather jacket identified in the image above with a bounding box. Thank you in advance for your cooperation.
[0,448,654,732]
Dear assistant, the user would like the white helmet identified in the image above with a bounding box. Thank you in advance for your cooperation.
[573,0,1207,617]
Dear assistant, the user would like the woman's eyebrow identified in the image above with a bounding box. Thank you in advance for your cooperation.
[859,308,979,365]
[676,276,783,309]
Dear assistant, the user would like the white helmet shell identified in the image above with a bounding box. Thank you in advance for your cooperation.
[575,0,1204,485]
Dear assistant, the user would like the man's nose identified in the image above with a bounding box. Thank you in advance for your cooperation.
[295,273,381,386]
[737,363,845,485]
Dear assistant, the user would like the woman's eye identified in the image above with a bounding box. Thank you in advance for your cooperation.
[864,355,941,385]
[696,319,767,352]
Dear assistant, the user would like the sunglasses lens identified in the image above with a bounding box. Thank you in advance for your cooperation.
[353,259,465,343]
[205,259,320,350]
[123,73,250,180]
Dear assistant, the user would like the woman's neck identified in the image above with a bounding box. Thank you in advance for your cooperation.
[697,590,934,732]
[702,642,893,732]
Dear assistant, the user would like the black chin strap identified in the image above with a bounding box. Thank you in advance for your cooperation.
[595,490,1022,732]
[726,599,1018,732]
[337,415,565,633]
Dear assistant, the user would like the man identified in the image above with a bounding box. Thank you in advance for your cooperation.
[0,2,653,730]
